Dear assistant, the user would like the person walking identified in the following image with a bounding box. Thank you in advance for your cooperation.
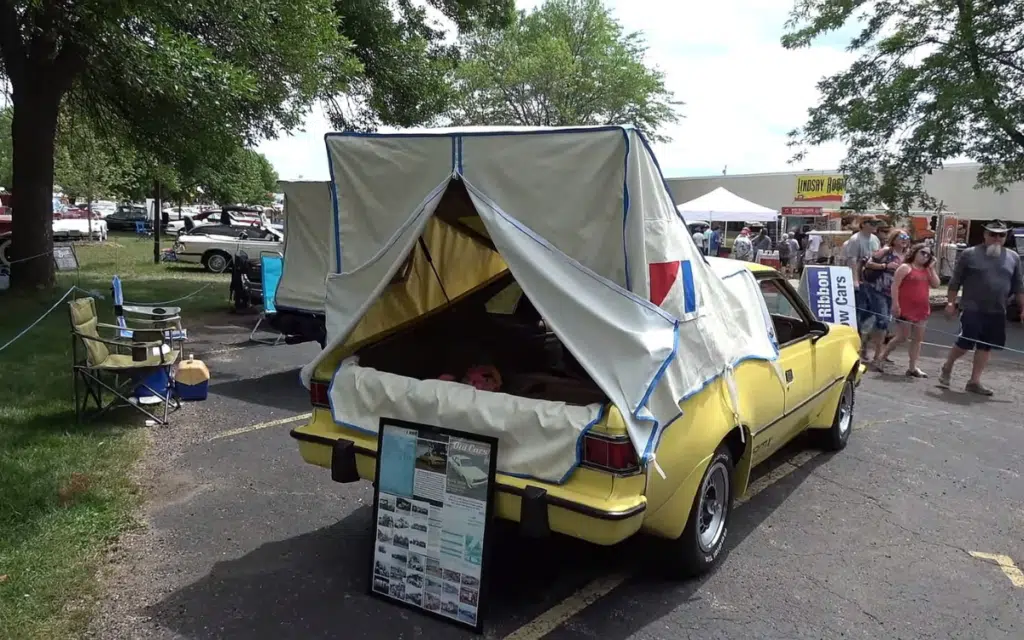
[778,231,792,276]
[939,221,1024,395]
[692,225,706,254]
[864,229,910,368]
[752,227,773,261]
[805,231,823,266]
[708,225,722,257]
[879,243,940,377]
[844,217,882,351]
[732,227,754,261]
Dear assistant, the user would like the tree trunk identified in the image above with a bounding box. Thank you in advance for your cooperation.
[9,85,61,291]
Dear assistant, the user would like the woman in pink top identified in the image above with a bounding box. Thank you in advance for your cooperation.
[880,243,940,377]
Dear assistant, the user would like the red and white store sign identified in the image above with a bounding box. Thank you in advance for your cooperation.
[781,206,824,216]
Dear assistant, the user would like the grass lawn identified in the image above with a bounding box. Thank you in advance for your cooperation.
[0,233,228,638]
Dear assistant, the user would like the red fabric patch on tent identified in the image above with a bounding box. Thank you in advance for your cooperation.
[649,261,680,307]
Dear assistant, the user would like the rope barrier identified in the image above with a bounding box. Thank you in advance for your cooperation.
[0,286,77,353]
[123,281,218,306]
[5,248,55,265]
[852,302,1024,357]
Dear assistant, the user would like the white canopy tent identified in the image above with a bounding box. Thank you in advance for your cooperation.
[676,186,778,224]
[301,126,780,483]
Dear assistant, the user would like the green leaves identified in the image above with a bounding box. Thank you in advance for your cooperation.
[784,0,1024,212]
[447,0,681,143]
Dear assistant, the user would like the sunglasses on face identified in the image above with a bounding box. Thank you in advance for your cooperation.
[987,231,1007,238]
[918,251,931,257]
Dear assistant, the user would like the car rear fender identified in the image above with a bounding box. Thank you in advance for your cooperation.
[641,423,751,540]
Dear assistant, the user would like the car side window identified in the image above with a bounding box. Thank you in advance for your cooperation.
[758,278,811,345]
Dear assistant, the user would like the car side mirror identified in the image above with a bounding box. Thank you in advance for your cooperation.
[809,320,830,342]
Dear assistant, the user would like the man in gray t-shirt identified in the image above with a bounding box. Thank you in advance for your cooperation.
[939,220,1024,395]
[844,217,882,342]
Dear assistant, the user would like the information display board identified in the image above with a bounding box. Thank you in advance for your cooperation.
[53,244,79,271]
[369,418,499,633]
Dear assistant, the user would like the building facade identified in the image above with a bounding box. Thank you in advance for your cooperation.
[665,163,1024,222]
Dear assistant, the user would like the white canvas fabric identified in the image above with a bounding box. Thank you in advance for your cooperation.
[302,126,778,484]
[330,357,604,483]
[677,186,778,223]
[277,181,334,312]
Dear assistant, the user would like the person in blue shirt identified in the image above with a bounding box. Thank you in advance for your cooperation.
[707,225,722,257]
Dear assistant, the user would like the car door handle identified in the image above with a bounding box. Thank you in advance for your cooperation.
[785,369,794,383]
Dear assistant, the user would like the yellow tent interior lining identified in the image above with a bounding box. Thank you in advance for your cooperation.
[340,179,510,349]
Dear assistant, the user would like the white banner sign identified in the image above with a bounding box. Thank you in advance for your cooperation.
[799,265,857,331]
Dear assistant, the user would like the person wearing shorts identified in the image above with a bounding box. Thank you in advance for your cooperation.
[880,243,939,377]
[939,221,1024,395]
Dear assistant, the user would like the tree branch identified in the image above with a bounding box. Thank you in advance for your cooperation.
[0,0,25,84]
[954,0,1024,150]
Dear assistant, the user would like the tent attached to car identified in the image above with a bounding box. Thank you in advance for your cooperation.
[300,125,780,482]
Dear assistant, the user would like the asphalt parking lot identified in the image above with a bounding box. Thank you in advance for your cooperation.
[92,319,1024,639]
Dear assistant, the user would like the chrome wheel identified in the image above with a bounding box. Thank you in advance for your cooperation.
[837,381,854,436]
[206,253,229,273]
[697,460,729,552]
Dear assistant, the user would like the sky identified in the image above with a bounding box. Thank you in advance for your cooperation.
[256,0,859,182]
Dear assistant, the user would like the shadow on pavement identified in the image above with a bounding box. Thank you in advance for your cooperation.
[547,437,834,640]
[146,441,826,640]
[210,368,309,414]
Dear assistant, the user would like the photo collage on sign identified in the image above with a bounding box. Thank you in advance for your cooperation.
[372,424,493,627]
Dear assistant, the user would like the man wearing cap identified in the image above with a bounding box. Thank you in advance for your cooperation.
[844,216,882,346]
[939,220,1024,395]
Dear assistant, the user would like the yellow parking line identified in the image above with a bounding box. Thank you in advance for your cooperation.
[502,574,628,640]
[968,551,1024,588]
[502,449,823,639]
[207,413,312,442]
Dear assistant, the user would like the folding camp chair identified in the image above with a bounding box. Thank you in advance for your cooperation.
[134,220,152,239]
[69,297,182,425]
[249,253,285,345]
[110,275,187,349]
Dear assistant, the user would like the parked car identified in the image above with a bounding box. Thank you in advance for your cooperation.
[164,206,270,235]
[53,217,107,241]
[105,205,151,232]
[289,128,865,580]
[169,224,283,272]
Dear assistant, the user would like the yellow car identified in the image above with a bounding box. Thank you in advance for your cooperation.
[291,261,864,578]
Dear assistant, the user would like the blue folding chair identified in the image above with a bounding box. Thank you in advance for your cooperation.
[250,253,285,345]
[134,220,152,239]
[111,275,188,346]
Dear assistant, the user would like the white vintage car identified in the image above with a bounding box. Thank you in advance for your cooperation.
[169,223,283,272]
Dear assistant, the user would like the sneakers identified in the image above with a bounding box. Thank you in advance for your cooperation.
[965,382,994,397]
[906,368,928,378]
[937,367,952,388]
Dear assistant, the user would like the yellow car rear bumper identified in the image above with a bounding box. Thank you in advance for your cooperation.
[291,426,647,546]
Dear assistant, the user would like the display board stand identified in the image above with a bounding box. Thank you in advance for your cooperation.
[368,417,499,633]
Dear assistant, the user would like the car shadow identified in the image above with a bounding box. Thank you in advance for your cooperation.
[144,440,825,639]
[209,368,309,413]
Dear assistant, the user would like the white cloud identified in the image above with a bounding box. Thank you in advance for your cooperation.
[257,0,857,182]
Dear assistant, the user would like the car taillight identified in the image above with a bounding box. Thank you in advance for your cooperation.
[310,381,330,408]
[582,433,640,474]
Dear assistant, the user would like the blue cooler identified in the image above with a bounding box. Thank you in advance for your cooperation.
[134,367,171,405]
[175,355,210,401]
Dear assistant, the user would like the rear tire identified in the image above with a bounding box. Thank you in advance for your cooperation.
[665,444,733,578]
[203,250,231,273]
